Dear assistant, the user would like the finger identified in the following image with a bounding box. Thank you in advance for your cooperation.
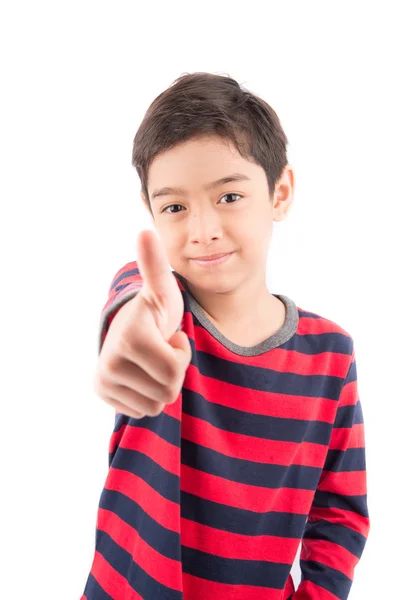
[104,357,178,404]
[104,384,167,417]
[102,396,146,419]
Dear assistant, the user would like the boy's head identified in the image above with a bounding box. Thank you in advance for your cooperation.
[131,72,294,297]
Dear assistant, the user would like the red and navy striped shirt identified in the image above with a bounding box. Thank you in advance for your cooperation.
[81,261,370,600]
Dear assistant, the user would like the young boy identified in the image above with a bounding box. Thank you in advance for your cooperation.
[81,72,370,600]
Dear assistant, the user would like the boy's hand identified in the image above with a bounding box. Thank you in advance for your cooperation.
[94,229,192,418]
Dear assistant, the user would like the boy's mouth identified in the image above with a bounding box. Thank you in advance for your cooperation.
[190,251,234,266]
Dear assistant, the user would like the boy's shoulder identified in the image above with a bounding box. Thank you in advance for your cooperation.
[295,301,355,356]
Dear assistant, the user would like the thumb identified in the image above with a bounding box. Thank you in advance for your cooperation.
[136,229,184,339]
[136,229,176,301]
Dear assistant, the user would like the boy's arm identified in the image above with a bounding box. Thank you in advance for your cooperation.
[291,343,370,600]
[98,262,144,355]
[98,261,182,355]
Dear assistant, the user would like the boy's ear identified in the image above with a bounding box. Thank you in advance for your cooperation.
[272,165,295,222]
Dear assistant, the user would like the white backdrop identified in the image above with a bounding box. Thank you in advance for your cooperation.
[1,1,398,598]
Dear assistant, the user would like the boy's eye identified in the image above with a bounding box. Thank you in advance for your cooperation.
[162,193,242,214]
[220,193,242,204]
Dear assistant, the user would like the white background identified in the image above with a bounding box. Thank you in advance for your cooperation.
[1,1,398,598]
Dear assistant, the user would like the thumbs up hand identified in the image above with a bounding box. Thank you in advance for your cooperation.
[94,230,192,418]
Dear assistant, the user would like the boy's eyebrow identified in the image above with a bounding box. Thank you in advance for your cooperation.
[150,173,252,201]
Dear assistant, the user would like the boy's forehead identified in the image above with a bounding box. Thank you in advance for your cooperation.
[147,136,258,199]
[151,136,241,169]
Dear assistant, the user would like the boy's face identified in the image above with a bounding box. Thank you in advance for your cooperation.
[142,134,293,294]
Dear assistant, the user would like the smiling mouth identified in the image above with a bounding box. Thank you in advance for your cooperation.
[190,252,234,266]
[192,252,232,261]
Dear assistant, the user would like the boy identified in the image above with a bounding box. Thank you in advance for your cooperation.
[81,72,370,600]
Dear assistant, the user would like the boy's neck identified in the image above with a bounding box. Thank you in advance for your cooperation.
[184,273,286,344]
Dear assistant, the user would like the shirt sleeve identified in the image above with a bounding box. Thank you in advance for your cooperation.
[98,260,182,355]
[291,343,370,600]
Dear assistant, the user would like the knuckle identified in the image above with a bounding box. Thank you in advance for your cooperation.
[116,334,135,361]
[93,373,107,397]
[101,395,115,409]
[165,360,181,382]
[164,379,182,404]
[164,387,177,404]
[96,367,115,393]
[101,352,121,379]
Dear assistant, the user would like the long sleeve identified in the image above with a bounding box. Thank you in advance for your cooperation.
[291,343,370,600]
[98,261,144,355]
[97,260,182,355]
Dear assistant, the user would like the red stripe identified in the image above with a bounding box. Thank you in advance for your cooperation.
[317,469,367,495]
[90,549,143,599]
[109,421,180,475]
[182,412,330,468]
[181,463,315,514]
[292,579,341,599]
[307,505,370,538]
[329,423,365,450]
[297,314,350,337]
[185,363,338,423]
[182,571,292,600]
[339,379,358,405]
[181,516,300,562]
[105,467,180,532]
[193,323,350,378]
[97,508,182,591]
[301,537,357,580]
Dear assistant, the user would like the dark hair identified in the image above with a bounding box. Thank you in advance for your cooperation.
[132,72,289,213]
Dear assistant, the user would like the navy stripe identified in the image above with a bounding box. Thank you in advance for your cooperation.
[99,489,181,561]
[346,359,357,384]
[110,411,181,468]
[181,490,308,538]
[111,434,323,495]
[112,384,336,449]
[181,438,323,490]
[183,388,334,445]
[107,448,181,503]
[299,559,352,599]
[95,529,183,600]
[112,410,180,445]
[302,519,368,558]
[82,572,115,600]
[111,267,140,291]
[323,447,366,472]
[181,545,291,589]
[114,281,135,294]
[312,489,370,519]
[297,309,324,319]
[190,341,348,399]
[334,401,364,428]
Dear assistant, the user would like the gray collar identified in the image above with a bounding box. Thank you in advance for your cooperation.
[173,271,299,357]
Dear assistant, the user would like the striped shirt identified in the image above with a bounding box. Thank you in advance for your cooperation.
[81,261,370,600]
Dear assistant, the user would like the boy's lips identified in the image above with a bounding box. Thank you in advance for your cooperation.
[190,251,234,267]
[191,251,233,261]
